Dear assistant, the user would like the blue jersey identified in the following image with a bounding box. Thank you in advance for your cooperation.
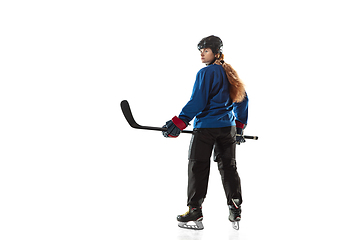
[179,64,248,129]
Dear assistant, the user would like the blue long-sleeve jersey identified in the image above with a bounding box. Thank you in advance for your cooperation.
[179,64,248,129]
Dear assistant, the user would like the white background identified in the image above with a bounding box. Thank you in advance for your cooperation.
[1,0,360,239]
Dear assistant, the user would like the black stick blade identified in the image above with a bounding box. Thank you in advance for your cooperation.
[120,100,141,128]
[120,100,167,131]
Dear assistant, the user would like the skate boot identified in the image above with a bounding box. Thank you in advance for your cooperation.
[177,206,204,230]
[228,199,241,230]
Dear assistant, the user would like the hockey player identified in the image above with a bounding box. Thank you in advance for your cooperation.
[162,35,248,230]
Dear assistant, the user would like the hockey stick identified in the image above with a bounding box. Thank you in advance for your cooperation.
[120,100,258,140]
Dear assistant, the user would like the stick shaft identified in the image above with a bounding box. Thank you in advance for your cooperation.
[121,100,258,140]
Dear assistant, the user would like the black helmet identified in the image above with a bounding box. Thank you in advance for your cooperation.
[197,35,223,54]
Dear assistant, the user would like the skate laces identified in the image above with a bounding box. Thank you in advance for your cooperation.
[181,207,191,217]
[181,207,200,217]
[181,210,190,217]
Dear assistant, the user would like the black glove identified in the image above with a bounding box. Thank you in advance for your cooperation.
[162,116,188,138]
[235,120,247,145]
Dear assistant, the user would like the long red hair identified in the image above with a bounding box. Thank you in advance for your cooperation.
[214,54,246,103]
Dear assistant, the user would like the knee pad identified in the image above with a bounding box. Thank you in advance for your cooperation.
[217,158,237,170]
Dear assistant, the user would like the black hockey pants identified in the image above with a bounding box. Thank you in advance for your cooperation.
[187,126,242,207]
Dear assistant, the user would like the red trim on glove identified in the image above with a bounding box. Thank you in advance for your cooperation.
[235,120,245,129]
[172,116,187,130]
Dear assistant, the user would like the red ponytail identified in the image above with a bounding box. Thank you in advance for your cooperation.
[214,54,246,103]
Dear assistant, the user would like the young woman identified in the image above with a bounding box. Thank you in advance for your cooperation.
[162,35,249,230]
